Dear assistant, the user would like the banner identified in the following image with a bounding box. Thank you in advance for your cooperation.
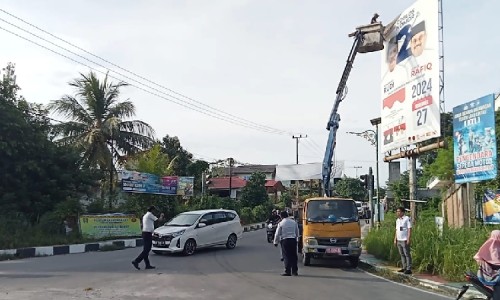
[177,176,194,196]
[79,214,141,238]
[482,190,500,225]
[119,170,177,195]
[453,94,497,183]
[381,0,440,152]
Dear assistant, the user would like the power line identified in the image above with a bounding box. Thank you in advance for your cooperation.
[0,10,299,136]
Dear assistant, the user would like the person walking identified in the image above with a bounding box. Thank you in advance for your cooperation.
[273,210,299,276]
[394,206,412,274]
[132,206,164,270]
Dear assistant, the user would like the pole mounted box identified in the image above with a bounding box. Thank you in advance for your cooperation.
[355,23,385,53]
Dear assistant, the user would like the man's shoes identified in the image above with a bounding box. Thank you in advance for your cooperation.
[404,270,412,275]
[145,266,156,270]
[292,272,298,276]
[281,273,291,276]
[132,261,140,270]
[397,269,405,273]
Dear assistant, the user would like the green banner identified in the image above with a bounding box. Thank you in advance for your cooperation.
[79,214,141,238]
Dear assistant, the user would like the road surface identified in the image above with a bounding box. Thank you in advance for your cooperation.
[0,230,451,300]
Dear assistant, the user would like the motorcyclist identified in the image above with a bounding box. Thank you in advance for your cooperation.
[475,230,500,299]
[266,209,281,224]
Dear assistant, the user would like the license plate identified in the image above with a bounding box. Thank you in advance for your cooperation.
[154,241,167,246]
[326,247,341,254]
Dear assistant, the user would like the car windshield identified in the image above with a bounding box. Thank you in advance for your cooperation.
[306,200,358,223]
[166,213,201,226]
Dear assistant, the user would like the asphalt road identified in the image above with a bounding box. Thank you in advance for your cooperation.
[0,230,451,300]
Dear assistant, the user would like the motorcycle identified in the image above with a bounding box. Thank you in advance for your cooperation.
[456,271,494,300]
[266,222,278,243]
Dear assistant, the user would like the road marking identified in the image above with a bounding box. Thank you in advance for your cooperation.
[360,269,455,299]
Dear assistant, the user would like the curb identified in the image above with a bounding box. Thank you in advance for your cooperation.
[0,222,266,260]
[359,258,487,300]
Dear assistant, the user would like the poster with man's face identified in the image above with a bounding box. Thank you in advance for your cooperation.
[380,0,440,153]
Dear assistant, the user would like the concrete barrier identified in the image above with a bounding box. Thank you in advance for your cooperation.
[0,222,267,260]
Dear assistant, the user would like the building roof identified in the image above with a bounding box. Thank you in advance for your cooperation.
[265,180,279,187]
[207,177,247,190]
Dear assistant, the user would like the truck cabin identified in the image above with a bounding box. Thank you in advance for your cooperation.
[304,198,358,224]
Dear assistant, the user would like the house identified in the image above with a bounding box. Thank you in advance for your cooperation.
[222,164,277,180]
[206,176,247,199]
[206,176,285,200]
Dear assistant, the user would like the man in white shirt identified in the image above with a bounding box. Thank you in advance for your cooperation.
[132,206,164,270]
[394,206,412,274]
[274,211,299,276]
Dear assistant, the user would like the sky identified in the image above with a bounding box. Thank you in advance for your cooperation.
[0,0,498,187]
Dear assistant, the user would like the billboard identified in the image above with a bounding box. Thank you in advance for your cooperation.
[381,0,440,152]
[481,190,500,225]
[79,214,141,238]
[118,170,195,196]
[453,94,497,183]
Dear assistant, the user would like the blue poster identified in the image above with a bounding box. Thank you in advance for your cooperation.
[453,94,497,183]
[118,170,177,195]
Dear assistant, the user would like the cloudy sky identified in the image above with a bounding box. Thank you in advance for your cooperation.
[0,0,498,186]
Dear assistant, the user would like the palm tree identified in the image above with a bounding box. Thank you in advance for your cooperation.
[48,71,155,184]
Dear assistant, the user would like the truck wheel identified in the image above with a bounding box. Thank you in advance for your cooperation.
[349,257,360,268]
[303,253,311,266]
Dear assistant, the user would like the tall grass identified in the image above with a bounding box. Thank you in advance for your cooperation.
[364,210,491,281]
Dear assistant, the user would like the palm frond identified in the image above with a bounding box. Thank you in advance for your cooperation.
[119,120,156,138]
[107,101,135,119]
[47,96,92,124]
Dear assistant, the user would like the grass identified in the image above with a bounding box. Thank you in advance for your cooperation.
[364,210,491,281]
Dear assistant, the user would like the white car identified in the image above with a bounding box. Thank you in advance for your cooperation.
[151,209,243,256]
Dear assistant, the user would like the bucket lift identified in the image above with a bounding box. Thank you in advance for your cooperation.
[322,21,385,197]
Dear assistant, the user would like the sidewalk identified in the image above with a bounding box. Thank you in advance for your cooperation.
[359,252,486,299]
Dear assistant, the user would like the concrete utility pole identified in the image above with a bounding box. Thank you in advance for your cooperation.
[228,158,234,199]
[408,156,418,221]
[292,134,307,164]
[370,117,381,228]
[368,167,374,226]
[292,135,307,202]
[353,166,362,177]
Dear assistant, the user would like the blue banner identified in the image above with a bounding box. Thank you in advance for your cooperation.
[453,94,497,184]
[118,170,177,195]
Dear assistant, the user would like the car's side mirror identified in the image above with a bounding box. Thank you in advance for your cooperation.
[198,222,207,228]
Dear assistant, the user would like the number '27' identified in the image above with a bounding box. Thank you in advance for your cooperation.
[416,108,428,126]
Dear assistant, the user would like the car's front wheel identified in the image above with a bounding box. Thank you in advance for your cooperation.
[226,234,237,249]
[183,239,197,256]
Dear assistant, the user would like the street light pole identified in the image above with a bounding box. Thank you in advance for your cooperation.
[370,117,381,228]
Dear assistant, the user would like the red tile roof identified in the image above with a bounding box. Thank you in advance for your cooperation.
[265,180,278,187]
[207,177,247,190]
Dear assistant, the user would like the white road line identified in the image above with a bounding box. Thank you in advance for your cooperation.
[360,269,455,299]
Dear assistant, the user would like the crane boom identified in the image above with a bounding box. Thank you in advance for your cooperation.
[321,30,365,197]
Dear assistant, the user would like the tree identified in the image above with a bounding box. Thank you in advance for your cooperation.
[333,177,366,201]
[48,71,155,172]
[0,64,99,225]
[239,172,269,208]
[187,160,210,195]
[160,135,193,175]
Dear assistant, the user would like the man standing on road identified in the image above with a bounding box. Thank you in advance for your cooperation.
[394,206,412,275]
[132,206,164,270]
[274,211,299,276]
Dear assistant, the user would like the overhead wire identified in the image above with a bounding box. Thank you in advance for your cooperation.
[0,11,300,136]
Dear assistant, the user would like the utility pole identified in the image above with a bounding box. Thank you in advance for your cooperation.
[370,117,381,228]
[228,158,234,199]
[368,167,374,226]
[408,156,417,222]
[292,134,307,164]
[292,135,307,202]
[353,166,362,177]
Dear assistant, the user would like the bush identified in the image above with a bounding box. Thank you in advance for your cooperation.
[252,205,268,222]
[239,207,254,224]
[364,210,491,281]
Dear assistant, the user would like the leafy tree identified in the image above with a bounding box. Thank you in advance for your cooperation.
[160,135,193,175]
[281,192,292,208]
[48,71,155,172]
[0,63,99,225]
[333,177,366,200]
[187,159,210,195]
[239,172,269,207]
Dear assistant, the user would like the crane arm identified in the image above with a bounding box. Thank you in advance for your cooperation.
[322,30,365,197]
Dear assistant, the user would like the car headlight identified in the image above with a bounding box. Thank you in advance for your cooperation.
[349,238,362,248]
[304,237,318,246]
[172,230,185,238]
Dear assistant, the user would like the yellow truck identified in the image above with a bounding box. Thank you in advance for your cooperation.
[298,197,362,267]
